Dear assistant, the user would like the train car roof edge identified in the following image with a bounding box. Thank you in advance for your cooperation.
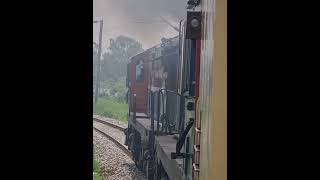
[128,35,179,62]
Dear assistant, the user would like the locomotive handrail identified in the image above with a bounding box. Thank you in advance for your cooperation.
[156,89,164,134]
[150,91,155,136]
[171,118,194,159]
[155,89,197,162]
[160,90,167,134]
[157,89,178,135]
[154,88,196,136]
[158,89,171,135]
[133,93,137,123]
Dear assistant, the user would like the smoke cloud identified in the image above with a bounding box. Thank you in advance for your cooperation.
[93,0,186,51]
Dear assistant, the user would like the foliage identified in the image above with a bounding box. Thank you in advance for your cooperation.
[100,35,143,81]
[93,35,140,121]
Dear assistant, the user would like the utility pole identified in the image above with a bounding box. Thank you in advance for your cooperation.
[94,20,103,105]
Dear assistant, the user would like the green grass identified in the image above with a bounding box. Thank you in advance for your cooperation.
[93,160,103,180]
[93,173,102,180]
[93,97,128,122]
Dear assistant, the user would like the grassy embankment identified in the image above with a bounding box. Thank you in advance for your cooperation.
[93,97,128,122]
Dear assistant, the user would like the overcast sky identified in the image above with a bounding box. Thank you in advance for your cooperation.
[93,0,186,52]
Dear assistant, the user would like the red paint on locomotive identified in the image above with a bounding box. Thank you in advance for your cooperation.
[128,51,151,114]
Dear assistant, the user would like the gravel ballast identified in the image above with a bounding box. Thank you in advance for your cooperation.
[93,130,146,180]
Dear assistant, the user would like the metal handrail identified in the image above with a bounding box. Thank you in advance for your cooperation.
[133,94,137,123]
[151,92,155,135]
[150,87,196,136]
[156,89,189,135]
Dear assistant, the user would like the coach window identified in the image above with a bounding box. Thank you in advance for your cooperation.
[136,60,144,82]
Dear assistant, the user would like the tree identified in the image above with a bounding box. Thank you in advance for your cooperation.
[100,35,143,81]
[93,35,143,100]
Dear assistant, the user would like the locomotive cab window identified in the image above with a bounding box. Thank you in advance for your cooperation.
[136,60,144,82]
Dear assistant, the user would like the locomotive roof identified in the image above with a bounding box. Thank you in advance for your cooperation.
[129,35,179,62]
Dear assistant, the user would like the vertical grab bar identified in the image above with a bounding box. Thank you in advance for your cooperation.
[133,93,137,123]
[151,92,154,135]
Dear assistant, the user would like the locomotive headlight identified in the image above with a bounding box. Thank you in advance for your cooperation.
[186,11,201,39]
[191,18,200,28]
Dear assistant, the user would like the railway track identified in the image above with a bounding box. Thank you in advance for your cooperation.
[93,117,131,158]
[93,117,126,131]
